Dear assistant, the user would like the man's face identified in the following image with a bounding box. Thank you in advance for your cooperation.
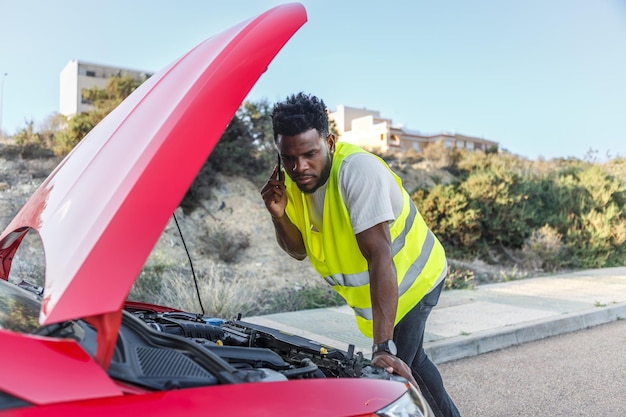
[276,128,335,194]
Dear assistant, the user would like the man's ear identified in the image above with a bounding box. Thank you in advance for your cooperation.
[326,134,337,152]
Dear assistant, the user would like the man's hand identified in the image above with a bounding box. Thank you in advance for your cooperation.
[260,165,307,260]
[260,165,287,219]
[371,352,418,387]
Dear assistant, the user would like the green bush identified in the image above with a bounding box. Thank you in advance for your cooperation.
[413,185,482,253]
[461,168,533,248]
[414,152,626,270]
[555,165,626,268]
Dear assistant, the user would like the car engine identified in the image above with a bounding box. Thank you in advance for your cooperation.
[108,306,400,390]
[10,280,402,391]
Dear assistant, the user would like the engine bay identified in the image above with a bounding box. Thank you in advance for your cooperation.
[109,306,400,390]
[9,280,404,391]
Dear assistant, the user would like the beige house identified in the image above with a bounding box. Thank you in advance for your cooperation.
[59,60,153,117]
[329,104,498,153]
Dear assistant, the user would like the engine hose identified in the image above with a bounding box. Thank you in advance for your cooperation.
[281,359,325,379]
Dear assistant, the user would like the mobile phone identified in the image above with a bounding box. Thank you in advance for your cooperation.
[276,153,282,180]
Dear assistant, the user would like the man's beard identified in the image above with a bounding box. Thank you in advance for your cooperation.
[299,151,332,194]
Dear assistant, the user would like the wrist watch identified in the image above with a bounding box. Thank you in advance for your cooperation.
[372,339,397,356]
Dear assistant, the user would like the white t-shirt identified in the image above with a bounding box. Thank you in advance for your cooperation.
[308,152,403,234]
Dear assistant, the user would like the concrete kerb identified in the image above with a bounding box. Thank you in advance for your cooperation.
[426,302,626,364]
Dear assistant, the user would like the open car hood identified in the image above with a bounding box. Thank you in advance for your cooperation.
[0,3,307,366]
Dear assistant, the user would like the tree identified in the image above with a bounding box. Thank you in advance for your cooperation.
[54,74,146,156]
[39,113,66,150]
[181,99,276,213]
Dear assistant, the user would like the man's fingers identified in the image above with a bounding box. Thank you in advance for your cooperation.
[372,354,418,388]
[273,164,285,182]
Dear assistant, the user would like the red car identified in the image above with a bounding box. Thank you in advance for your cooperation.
[0,3,433,416]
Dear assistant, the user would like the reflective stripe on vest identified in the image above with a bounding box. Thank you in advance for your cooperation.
[353,259,447,322]
[324,227,436,321]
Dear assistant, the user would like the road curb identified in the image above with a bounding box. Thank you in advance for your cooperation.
[426,302,626,364]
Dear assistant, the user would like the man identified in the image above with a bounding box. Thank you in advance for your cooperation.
[260,92,460,417]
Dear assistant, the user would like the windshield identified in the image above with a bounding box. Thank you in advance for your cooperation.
[0,280,41,333]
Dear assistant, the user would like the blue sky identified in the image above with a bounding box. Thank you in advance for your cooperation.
[1,0,625,160]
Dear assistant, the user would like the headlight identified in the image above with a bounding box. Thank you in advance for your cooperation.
[375,385,434,417]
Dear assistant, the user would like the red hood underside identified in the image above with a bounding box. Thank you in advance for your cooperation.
[0,3,307,368]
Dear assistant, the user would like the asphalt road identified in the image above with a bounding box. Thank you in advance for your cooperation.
[437,319,626,417]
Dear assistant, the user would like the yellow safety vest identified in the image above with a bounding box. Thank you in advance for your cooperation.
[284,142,447,337]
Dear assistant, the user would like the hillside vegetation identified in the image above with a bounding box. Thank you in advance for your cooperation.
[1,76,625,318]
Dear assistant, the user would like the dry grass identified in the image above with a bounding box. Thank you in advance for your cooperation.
[164,269,262,319]
[129,250,262,319]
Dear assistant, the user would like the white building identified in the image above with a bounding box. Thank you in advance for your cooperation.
[329,104,498,153]
[59,60,153,117]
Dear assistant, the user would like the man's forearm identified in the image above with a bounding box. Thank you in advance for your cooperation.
[369,255,398,343]
[356,223,398,344]
[272,215,307,260]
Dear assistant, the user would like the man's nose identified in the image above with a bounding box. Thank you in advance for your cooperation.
[293,157,308,172]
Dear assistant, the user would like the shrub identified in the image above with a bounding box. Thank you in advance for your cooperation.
[461,168,533,248]
[421,141,464,172]
[557,165,626,268]
[7,121,55,159]
[565,204,626,268]
[413,185,482,253]
[521,225,565,272]
[414,153,626,271]
[199,223,250,263]
[445,267,476,290]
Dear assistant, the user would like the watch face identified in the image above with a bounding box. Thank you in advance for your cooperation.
[373,340,397,356]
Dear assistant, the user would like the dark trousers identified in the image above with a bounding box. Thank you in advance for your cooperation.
[394,280,461,417]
